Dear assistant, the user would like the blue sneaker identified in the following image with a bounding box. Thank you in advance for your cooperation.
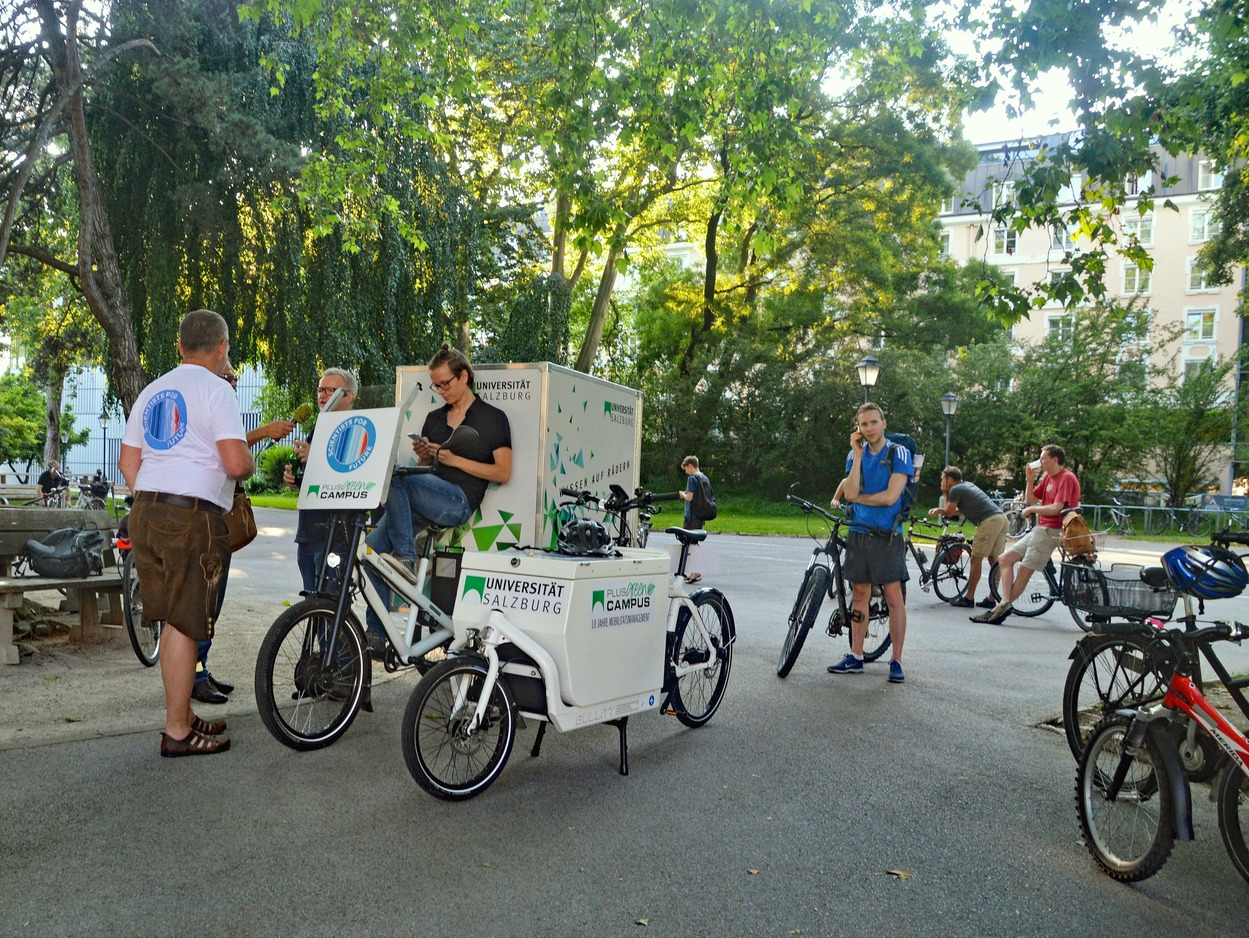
[827,654,864,675]
[888,660,905,683]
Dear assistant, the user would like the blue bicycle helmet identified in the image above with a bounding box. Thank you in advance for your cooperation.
[1162,545,1249,599]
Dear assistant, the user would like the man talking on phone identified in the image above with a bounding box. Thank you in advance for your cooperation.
[827,402,910,684]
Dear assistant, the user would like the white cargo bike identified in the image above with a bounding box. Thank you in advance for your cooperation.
[254,398,735,800]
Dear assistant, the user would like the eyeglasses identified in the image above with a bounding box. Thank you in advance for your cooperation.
[431,374,460,392]
[317,386,347,395]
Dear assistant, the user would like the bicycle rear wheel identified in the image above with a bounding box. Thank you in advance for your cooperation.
[1062,633,1166,760]
[1145,509,1171,537]
[988,562,1054,617]
[860,582,900,663]
[1076,714,1177,882]
[1185,510,1213,539]
[931,543,971,603]
[673,591,734,726]
[778,566,827,677]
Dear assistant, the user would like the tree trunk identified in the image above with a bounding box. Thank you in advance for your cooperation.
[574,243,620,374]
[43,367,67,467]
[38,0,147,415]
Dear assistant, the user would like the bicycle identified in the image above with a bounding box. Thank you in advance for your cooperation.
[1145,502,1214,538]
[986,534,1099,630]
[777,485,899,678]
[1104,497,1135,537]
[991,489,1029,537]
[253,430,485,751]
[73,478,110,511]
[400,485,735,799]
[113,497,161,667]
[600,483,682,548]
[1075,619,1249,883]
[903,515,973,603]
[1061,532,1249,774]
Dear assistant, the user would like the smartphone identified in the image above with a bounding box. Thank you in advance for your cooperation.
[407,433,426,442]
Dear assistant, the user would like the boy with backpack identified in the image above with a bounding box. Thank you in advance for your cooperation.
[828,402,910,683]
[680,455,716,581]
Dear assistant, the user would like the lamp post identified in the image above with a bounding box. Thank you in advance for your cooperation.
[59,427,69,474]
[98,407,111,480]
[940,392,960,470]
[855,355,881,402]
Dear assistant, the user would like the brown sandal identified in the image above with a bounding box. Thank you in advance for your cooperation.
[160,729,231,758]
[685,573,702,583]
[191,715,227,736]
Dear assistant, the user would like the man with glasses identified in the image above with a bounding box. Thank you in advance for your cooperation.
[284,368,357,594]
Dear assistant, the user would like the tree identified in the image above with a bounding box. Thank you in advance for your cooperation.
[0,0,156,412]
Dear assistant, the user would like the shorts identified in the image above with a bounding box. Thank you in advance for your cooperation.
[844,530,908,586]
[971,513,1008,560]
[1009,524,1062,572]
[130,499,229,641]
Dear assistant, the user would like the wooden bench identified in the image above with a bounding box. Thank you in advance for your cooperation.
[0,506,124,664]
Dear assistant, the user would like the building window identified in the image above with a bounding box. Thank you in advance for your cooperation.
[992,180,1015,211]
[1187,258,1216,292]
[939,195,954,214]
[938,229,951,258]
[1124,213,1153,247]
[1061,173,1084,204]
[992,227,1016,255]
[1117,351,1149,388]
[1198,160,1224,192]
[1048,314,1073,342]
[1185,308,1216,342]
[1191,209,1219,243]
[1125,171,1153,196]
[1122,263,1151,295]
[1184,357,1212,383]
[1051,225,1077,252]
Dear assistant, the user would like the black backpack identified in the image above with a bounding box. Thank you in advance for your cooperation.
[690,474,718,522]
[23,527,107,578]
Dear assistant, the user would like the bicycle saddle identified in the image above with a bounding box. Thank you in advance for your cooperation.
[666,527,708,546]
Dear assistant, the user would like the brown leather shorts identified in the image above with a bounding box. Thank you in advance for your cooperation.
[130,499,229,641]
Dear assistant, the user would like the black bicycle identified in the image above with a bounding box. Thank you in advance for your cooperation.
[903,515,973,603]
[600,484,683,548]
[777,486,899,677]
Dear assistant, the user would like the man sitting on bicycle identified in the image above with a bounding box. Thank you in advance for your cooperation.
[827,402,910,684]
[973,444,1080,625]
[36,460,67,505]
[929,466,1006,610]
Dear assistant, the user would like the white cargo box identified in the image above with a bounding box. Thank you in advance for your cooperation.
[455,548,670,708]
[396,362,641,553]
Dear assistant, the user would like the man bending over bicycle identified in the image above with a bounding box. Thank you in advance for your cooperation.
[929,467,1006,609]
[828,402,910,684]
[972,444,1080,625]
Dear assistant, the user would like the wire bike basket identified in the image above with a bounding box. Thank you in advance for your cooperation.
[1061,562,1179,620]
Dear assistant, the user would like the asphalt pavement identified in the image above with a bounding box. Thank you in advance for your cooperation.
[3,518,1249,936]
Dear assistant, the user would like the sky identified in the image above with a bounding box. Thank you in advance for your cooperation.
[960,0,1197,145]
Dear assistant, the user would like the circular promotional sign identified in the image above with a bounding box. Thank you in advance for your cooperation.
[142,389,188,451]
[325,415,377,473]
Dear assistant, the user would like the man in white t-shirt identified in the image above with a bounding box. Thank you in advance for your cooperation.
[119,310,254,758]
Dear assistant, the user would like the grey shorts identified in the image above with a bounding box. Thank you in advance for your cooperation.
[844,530,908,586]
[1009,524,1062,572]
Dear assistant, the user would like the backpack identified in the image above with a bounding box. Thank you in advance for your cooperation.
[877,432,922,522]
[1060,511,1095,557]
[23,527,107,579]
[689,474,718,522]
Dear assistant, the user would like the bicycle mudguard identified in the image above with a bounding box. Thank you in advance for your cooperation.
[685,586,736,640]
[1146,718,1194,841]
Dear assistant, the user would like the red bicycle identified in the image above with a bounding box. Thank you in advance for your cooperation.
[1076,620,1249,882]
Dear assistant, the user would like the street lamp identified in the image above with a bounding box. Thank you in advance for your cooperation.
[98,407,111,480]
[940,392,960,469]
[59,426,69,474]
[855,355,881,402]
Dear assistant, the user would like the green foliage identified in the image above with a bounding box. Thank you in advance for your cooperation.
[0,374,47,470]
[256,444,298,493]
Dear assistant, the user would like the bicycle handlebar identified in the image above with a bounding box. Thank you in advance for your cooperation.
[785,491,841,526]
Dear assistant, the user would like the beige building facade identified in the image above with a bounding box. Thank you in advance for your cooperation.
[939,135,1246,494]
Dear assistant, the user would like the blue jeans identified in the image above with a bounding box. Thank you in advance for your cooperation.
[297,540,343,595]
[382,474,472,562]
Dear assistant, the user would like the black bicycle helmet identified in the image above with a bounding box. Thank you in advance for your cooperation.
[1162,545,1249,599]
[557,518,612,556]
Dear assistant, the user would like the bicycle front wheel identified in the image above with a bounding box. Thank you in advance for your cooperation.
[860,583,899,663]
[988,562,1054,617]
[402,656,516,800]
[1185,510,1213,539]
[1076,715,1177,882]
[932,543,971,603]
[122,552,161,667]
[254,598,369,751]
[778,566,827,677]
[673,591,734,727]
[1006,510,1028,537]
[1217,764,1249,884]
[1062,634,1166,760]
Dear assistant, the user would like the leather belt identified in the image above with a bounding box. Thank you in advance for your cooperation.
[134,491,225,516]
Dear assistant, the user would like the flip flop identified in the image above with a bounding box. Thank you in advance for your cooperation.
[686,573,702,583]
